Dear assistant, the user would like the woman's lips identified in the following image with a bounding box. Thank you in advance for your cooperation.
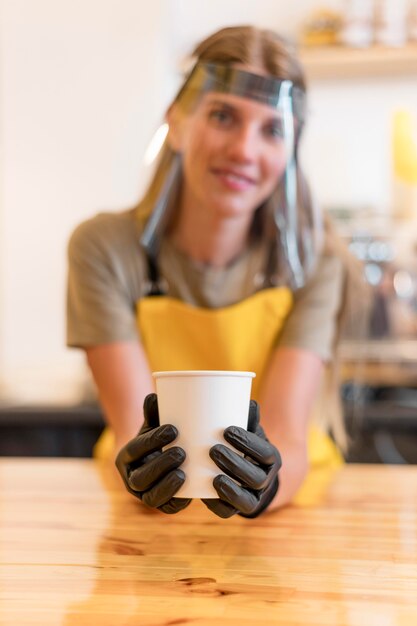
[211,168,257,191]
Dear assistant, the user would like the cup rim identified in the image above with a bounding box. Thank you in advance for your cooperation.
[153,370,256,378]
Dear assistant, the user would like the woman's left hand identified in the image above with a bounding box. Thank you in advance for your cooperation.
[202,400,281,518]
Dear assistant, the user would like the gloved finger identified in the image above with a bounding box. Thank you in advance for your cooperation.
[143,393,160,429]
[158,497,192,515]
[127,446,186,492]
[253,422,267,440]
[141,469,187,508]
[212,474,260,516]
[213,475,261,516]
[247,399,260,433]
[239,476,280,518]
[209,444,269,490]
[139,450,159,464]
[116,423,178,467]
[120,449,160,481]
[201,497,238,519]
[223,426,281,468]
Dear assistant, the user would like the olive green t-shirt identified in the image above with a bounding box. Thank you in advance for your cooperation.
[67,208,344,362]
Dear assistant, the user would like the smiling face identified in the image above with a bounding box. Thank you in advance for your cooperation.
[168,90,288,224]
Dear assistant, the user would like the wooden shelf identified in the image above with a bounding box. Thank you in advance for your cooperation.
[299,43,417,79]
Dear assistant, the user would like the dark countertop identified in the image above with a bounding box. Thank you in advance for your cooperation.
[1,387,417,462]
[0,401,104,457]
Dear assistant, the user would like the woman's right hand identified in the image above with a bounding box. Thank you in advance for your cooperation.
[115,393,191,514]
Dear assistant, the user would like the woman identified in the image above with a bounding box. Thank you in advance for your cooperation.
[67,25,361,517]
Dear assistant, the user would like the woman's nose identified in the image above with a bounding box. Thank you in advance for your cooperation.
[227,124,258,162]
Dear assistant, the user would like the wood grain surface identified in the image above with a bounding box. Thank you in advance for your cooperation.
[1,459,416,625]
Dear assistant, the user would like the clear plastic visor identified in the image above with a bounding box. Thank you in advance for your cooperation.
[141,62,321,290]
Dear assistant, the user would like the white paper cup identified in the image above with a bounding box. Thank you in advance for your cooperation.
[153,370,256,499]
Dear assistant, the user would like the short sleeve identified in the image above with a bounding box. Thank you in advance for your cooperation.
[66,214,143,348]
[276,252,344,362]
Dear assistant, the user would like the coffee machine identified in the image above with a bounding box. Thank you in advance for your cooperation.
[333,211,417,464]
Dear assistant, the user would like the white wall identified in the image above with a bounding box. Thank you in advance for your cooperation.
[168,0,342,58]
[1,0,416,402]
[0,0,171,401]
[303,76,417,211]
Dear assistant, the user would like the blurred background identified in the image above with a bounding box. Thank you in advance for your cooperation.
[1,0,417,461]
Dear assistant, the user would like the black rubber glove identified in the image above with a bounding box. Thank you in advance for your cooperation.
[202,400,281,519]
[115,393,191,514]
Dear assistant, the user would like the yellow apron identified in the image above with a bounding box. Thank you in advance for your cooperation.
[95,285,343,481]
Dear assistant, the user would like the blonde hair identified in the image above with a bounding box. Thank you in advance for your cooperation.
[317,214,371,451]
[191,25,306,89]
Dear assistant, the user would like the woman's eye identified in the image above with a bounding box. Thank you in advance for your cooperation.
[264,122,284,139]
[209,108,233,125]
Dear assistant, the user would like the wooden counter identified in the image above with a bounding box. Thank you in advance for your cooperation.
[1,459,417,625]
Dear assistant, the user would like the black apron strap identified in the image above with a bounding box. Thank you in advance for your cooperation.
[264,242,279,287]
[254,241,280,290]
[143,253,168,297]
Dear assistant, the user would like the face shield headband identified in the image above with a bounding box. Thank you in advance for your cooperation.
[140,62,321,289]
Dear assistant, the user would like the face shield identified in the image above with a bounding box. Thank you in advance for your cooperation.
[140,62,322,289]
